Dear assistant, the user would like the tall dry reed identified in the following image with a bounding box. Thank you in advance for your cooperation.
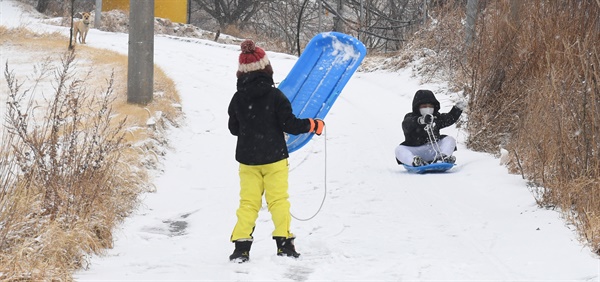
[463,0,600,254]
[393,0,600,255]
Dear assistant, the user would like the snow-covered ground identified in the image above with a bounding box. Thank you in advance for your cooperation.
[1,1,599,280]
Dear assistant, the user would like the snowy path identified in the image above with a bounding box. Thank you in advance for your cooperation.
[76,34,599,279]
[1,1,598,280]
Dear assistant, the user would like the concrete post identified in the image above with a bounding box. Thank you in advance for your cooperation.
[127,0,154,105]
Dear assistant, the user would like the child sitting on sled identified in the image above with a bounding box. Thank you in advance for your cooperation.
[395,89,466,167]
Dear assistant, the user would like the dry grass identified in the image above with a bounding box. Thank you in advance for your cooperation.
[464,1,599,255]
[0,26,181,280]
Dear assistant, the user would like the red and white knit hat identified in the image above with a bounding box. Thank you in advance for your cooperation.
[237,39,273,78]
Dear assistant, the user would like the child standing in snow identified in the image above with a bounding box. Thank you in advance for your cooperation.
[227,39,324,263]
[395,89,466,166]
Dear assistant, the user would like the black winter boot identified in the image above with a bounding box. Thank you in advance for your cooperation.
[274,237,300,258]
[434,154,456,164]
[229,240,252,263]
[412,156,427,167]
[444,155,456,164]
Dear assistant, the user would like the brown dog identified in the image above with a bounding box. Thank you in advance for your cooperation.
[73,12,91,44]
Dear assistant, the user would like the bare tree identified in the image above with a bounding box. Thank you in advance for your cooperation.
[256,1,322,53]
[36,0,50,13]
[325,0,415,51]
[465,0,478,47]
[188,0,458,54]
[191,0,272,31]
[333,0,344,32]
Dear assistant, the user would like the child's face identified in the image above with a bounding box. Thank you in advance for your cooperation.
[419,103,435,116]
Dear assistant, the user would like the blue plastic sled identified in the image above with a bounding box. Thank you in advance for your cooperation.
[279,32,367,153]
[403,162,455,174]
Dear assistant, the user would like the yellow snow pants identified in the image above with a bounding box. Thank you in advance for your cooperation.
[230,159,294,242]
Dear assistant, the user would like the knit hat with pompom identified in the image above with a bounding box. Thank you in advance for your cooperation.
[237,39,273,78]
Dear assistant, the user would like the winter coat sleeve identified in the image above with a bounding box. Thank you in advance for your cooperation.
[435,106,463,129]
[274,89,312,135]
[228,95,239,136]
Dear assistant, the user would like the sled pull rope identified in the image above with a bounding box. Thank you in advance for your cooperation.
[291,129,327,221]
[425,123,446,162]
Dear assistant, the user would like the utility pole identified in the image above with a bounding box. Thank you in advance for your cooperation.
[127,0,154,105]
[95,0,101,28]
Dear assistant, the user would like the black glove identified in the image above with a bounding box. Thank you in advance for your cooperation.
[418,114,435,125]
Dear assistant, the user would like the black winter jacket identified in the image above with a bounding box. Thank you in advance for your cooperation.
[400,89,463,147]
[228,72,312,165]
